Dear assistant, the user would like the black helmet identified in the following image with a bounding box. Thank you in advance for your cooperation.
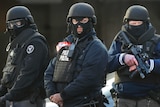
[66,2,97,25]
[5,6,36,39]
[123,5,150,23]
[6,6,34,24]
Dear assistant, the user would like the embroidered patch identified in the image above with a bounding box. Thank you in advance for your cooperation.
[26,45,34,54]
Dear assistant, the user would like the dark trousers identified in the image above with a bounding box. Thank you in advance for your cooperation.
[115,98,160,107]
[6,99,45,107]
[75,95,105,107]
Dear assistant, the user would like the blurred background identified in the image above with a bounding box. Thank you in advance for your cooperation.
[0,0,160,78]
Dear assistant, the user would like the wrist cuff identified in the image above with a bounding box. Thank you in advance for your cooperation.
[119,53,126,65]
[149,59,154,73]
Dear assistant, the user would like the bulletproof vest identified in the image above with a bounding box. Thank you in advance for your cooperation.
[53,45,73,83]
[115,34,160,84]
[1,28,45,88]
[53,35,97,83]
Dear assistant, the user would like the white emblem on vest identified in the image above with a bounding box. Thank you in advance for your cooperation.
[59,50,69,61]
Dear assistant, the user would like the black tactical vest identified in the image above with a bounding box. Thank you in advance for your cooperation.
[53,35,97,83]
[1,29,46,88]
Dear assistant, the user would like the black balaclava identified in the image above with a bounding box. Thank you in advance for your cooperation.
[6,19,29,41]
[8,26,27,40]
[70,17,93,38]
[125,21,149,40]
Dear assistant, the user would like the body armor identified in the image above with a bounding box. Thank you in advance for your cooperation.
[1,29,45,88]
[53,46,73,83]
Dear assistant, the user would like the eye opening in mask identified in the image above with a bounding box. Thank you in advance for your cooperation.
[72,17,89,25]
[6,19,25,30]
[128,20,143,26]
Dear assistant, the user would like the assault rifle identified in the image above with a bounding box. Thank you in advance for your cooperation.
[119,31,150,79]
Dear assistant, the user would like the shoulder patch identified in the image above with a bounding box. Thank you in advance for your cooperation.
[26,45,34,54]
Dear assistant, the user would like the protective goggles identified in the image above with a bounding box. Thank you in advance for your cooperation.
[6,19,25,29]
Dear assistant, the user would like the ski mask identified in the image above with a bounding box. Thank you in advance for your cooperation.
[126,22,148,39]
[70,17,93,38]
[6,19,28,40]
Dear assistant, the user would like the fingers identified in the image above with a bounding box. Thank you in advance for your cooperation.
[129,65,137,72]
[123,54,138,72]
[124,54,138,66]
[49,93,63,106]
[58,102,63,107]
[133,57,138,66]
[50,95,58,103]
[50,98,63,106]
[49,95,54,102]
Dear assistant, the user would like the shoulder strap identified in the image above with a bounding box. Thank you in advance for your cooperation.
[74,35,98,67]
[83,36,98,52]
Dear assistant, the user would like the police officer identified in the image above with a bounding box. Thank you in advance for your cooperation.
[0,6,49,107]
[44,2,108,107]
[108,5,160,107]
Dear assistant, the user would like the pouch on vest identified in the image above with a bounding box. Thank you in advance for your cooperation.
[1,31,42,88]
[1,44,22,88]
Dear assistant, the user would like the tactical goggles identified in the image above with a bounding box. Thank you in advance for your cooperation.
[6,19,25,29]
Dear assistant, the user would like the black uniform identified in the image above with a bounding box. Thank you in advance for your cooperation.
[0,27,49,106]
[0,6,50,107]
[44,30,108,107]
[44,3,108,107]
[108,5,160,107]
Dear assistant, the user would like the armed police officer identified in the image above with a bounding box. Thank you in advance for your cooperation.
[108,5,160,107]
[0,6,49,107]
[44,2,108,107]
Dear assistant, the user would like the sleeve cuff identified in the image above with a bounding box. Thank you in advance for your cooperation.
[119,53,126,65]
[60,91,66,100]
[149,59,154,73]
[0,95,6,102]
[3,92,13,101]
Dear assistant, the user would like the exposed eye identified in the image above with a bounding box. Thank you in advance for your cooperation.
[80,18,89,24]
[72,19,78,25]
[129,20,143,26]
